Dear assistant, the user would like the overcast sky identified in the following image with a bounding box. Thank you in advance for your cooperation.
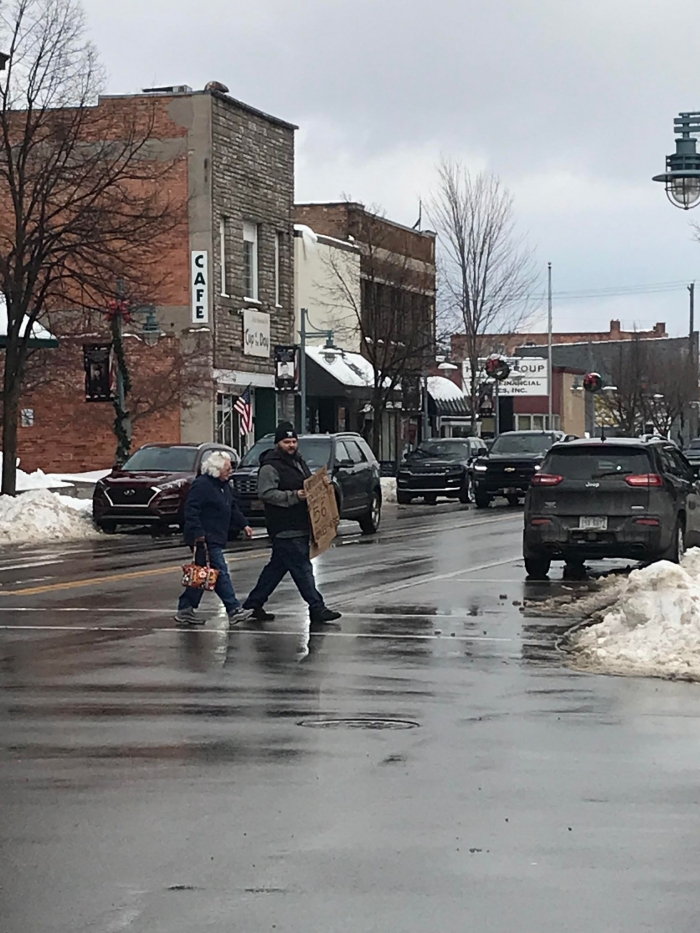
[84,0,700,335]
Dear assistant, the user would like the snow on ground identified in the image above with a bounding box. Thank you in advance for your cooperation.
[569,549,700,681]
[0,489,100,544]
[381,476,397,504]
[0,454,110,492]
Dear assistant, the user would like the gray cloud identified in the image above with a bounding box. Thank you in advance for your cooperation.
[84,0,700,334]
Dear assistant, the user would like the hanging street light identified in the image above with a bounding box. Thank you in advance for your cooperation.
[653,112,700,210]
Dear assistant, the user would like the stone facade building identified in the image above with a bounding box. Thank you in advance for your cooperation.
[13,84,296,471]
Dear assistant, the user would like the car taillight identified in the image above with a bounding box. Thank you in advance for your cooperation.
[531,473,563,486]
[625,474,663,487]
[634,517,660,525]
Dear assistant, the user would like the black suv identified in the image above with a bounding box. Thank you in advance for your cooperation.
[473,431,567,508]
[232,432,382,534]
[523,437,700,578]
[396,437,488,504]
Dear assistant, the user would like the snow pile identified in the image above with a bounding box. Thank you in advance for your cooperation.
[381,476,397,504]
[570,551,700,680]
[0,454,110,492]
[0,489,100,544]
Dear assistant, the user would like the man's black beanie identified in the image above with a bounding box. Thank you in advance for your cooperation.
[275,422,298,444]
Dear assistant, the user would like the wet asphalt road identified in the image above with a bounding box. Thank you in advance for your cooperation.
[2,502,700,932]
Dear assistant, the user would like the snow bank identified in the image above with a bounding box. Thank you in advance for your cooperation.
[569,550,700,680]
[0,489,100,544]
[381,476,397,504]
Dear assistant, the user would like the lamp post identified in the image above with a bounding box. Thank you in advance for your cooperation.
[299,306,334,434]
[652,112,700,209]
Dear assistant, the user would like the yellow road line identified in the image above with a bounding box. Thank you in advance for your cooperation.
[0,551,266,597]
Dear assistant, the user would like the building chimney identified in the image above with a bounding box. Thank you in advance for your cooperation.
[653,322,666,337]
[610,319,621,337]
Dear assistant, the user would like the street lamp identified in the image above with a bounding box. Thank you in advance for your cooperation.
[652,112,700,210]
[299,306,335,434]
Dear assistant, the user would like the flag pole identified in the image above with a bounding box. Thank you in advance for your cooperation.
[547,262,553,430]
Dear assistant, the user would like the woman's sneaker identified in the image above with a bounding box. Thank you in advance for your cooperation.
[174,608,203,625]
[228,607,254,626]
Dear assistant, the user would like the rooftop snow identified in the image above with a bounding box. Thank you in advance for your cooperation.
[427,376,465,402]
[306,346,376,387]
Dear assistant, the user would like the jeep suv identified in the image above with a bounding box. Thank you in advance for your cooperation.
[523,437,700,578]
[232,432,382,534]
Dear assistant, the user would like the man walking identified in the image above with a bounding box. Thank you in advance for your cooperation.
[175,450,254,627]
[243,423,342,624]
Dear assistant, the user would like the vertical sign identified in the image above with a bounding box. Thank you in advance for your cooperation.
[191,251,209,324]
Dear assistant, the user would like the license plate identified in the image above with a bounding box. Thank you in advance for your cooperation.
[504,487,518,495]
[250,499,264,511]
[579,516,607,530]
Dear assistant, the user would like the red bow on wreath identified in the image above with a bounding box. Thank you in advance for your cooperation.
[105,298,133,323]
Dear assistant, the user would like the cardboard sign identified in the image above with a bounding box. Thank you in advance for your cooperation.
[305,466,339,559]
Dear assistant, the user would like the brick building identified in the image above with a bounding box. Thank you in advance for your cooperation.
[451,319,668,361]
[293,203,437,459]
[14,83,296,471]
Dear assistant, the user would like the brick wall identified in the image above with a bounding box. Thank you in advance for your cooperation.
[15,336,182,473]
[210,94,296,375]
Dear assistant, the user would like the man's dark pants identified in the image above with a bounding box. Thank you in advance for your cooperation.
[244,535,324,612]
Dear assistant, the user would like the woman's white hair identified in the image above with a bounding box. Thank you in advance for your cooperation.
[201,450,233,478]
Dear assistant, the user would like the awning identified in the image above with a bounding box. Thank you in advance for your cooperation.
[428,376,468,416]
[305,346,398,400]
[0,300,59,348]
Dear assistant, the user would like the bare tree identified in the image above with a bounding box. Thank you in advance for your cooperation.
[320,206,437,454]
[0,0,182,494]
[428,160,539,429]
[599,336,697,439]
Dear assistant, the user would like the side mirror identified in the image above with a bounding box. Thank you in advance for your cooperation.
[335,458,354,469]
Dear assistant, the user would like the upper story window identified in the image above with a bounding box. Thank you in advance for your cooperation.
[274,231,282,306]
[220,216,228,296]
[243,222,259,301]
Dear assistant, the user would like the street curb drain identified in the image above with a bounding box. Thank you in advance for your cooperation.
[297,718,420,730]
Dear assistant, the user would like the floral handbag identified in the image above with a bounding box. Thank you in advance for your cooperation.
[181,543,220,591]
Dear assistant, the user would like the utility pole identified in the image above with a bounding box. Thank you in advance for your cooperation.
[547,262,553,430]
[422,371,430,441]
[690,283,697,441]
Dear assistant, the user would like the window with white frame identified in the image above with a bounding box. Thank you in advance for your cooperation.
[220,217,228,296]
[243,222,259,301]
[274,231,281,306]
[216,393,239,449]
[516,414,560,431]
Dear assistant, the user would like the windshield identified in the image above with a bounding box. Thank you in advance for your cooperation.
[490,433,557,455]
[240,437,333,471]
[544,446,651,479]
[409,441,472,461]
[121,446,198,472]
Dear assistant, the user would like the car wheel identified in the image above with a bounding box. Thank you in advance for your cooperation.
[459,475,474,504]
[525,555,552,580]
[660,518,685,564]
[397,490,412,505]
[97,520,117,534]
[474,489,491,509]
[359,491,381,535]
[506,494,520,508]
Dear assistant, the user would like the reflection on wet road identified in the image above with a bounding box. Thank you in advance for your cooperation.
[2,502,700,932]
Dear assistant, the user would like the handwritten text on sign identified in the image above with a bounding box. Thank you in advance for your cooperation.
[243,309,271,358]
[304,466,340,559]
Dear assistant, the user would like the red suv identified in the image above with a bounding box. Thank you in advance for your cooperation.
[92,443,239,534]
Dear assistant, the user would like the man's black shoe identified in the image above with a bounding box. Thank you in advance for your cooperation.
[310,607,342,624]
[248,607,275,622]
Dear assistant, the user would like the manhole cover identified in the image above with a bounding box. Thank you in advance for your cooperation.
[297,718,419,730]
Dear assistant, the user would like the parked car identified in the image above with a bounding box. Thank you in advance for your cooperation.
[473,431,568,508]
[684,437,700,469]
[523,437,700,579]
[232,432,382,534]
[395,437,488,504]
[92,442,239,534]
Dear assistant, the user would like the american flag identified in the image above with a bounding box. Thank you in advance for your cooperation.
[234,385,253,436]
